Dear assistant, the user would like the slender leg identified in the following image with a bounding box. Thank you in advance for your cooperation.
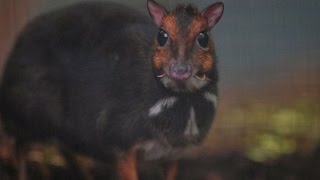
[17,150,27,180]
[116,149,138,180]
[59,147,87,180]
[164,161,178,180]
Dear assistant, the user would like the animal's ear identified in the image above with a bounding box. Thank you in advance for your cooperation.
[147,0,168,27]
[202,2,224,29]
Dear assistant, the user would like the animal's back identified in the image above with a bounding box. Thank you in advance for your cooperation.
[0,2,157,158]
[0,0,225,166]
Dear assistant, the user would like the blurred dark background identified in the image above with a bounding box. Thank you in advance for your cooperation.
[0,0,319,179]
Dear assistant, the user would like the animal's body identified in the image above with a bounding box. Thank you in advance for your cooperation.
[0,1,223,179]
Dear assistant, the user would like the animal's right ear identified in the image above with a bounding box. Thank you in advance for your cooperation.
[147,0,167,27]
[202,2,224,29]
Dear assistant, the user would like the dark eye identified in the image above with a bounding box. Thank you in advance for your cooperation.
[197,31,209,48]
[157,29,168,46]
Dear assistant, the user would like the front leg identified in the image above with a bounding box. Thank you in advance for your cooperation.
[116,148,138,180]
[164,161,178,180]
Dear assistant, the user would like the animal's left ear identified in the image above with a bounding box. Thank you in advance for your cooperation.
[202,2,224,29]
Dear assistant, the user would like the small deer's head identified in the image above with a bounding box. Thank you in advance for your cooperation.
[147,0,224,92]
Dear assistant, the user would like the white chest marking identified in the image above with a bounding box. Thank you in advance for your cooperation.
[148,97,177,117]
[204,92,218,107]
[184,107,199,137]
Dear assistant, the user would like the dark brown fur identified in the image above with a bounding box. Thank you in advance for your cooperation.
[0,1,223,179]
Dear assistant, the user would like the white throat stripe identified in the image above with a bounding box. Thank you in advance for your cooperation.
[204,92,218,107]
[148,97,177,117]
[184,107,199,137]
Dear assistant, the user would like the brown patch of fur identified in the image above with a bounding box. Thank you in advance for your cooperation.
[153,47,171,71]
[193,45,215,73]
[187,15,208,43]
[188,16,215,73]
[162,15,178,41]
[200,51,214,72]
[152,15,177,71]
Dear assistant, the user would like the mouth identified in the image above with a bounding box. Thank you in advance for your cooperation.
[155,63,211,92]
[169,71,192,80]
[194,72,207,81]
[156,71,208,81]
[157,72,210,92]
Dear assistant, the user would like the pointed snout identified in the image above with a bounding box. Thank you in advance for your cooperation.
[169,63,192,80]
